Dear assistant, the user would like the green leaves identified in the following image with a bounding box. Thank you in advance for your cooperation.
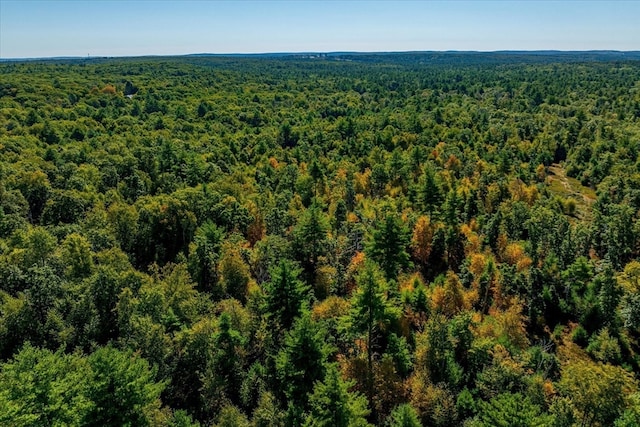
[188,220,224,291]
[85,346,165,427]
[365,214,410,281]
[350,261,397,342]
[292,203,329,280]
[0,344,91,427]
[304,364,372,427]
[263,259,310,331]
[477,393,553,427]
[276,311,330,408]
[0,345,165,427]
[557,359,638,427]
[387,404,422,427]
[3,54,640,427]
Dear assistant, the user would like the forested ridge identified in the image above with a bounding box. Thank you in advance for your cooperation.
[1,54,640,426]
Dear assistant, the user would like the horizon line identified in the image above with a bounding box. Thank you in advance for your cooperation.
[2,49,639,61]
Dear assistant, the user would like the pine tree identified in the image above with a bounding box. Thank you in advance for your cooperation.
[387,404,422,427]
[293,203,329,280]
[366,214,411,281]
[276,310,329,411]
[419,166,442,214]
[304,364,371,427]
[188,221,224,292]
[350,261,399,409]
[478,393,552,427]
[204,313,245,406]
[263,259,310,331]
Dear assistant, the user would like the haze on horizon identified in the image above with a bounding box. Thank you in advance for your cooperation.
[1,0,639,59]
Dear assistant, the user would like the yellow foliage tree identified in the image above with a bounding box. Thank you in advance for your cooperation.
[461,223,482,256]
[503,242,532,273]
[312,296,350,321]
[219,243,252,304]
[494,299,529,350]
[469,253,487,279]
[558,358,638,427]
[410,216,439,269]
[432,271,466,318]
[409,371,457,427]
[619,260,640,293]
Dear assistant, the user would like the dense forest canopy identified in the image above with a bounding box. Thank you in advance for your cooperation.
[1,52,640,426]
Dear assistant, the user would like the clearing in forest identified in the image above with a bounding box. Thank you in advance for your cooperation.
[546,163,596,220]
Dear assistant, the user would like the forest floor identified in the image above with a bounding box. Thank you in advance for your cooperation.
[547,164,596,220]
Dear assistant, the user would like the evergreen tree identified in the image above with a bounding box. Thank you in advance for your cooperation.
[202,313,245,408]
[387,404,422,427]
[350,261,399,408]
[293,203,329,280]
[419,166,442,214]
[188,221,224,292]
[304,364,372,427]
[263,259,310,331]
[595,263,623,331]
[477,393,553,427]
[366,214,411,281]
[276,310,330,410]
[215,405,250,427]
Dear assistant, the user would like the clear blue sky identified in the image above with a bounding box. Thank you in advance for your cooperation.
[1,1,639,58]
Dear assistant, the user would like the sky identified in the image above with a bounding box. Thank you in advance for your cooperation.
[1,0,639,58]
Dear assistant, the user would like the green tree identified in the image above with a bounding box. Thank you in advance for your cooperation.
[595,263,623,331]
[219,245,252,303]
[263,259,310,331]
[251,391,285,427]
[332,199,348,234]
[17,226,57,269]
[84,346,165,427]
[133,195,197,267]
[371,163,389,196]
[386,333,413,378]
[61,232,94,279]
[419,166,442,214]
[14,170,51,223]
[215,405,250,427]
[23,265,63,340]
[89,266,126,343]
[415,314,462,388]
[171,410,201,427]
[600,204,636,269]
[558,359,637,427]
[188,221,224,292]
[350,261,398,406]
[276,310,329,410]
[615,392,640,427]
[387,404,422,427]
[0,344,91,426]
[366,214,411,281]
[202,313,245,410]
[476,392,553,427]
[292,203,329,281]
[304,364,372,427]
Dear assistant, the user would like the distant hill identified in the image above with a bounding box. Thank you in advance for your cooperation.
[3,50,640,65]
[186,50,640,64]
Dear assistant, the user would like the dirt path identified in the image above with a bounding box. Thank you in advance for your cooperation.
[547,163,595,219]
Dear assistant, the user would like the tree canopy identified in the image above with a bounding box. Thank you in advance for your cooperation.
[1,52,640,425]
